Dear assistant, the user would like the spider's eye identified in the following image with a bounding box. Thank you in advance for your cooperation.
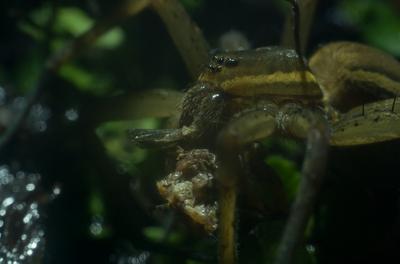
[213,55,225,64]
[208,64,223,73]
[224,57,239,67]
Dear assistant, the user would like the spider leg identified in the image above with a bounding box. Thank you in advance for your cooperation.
[331,98,400,146]
[216,105,278,264]
[274,104,329,264]
[128,125,196,148]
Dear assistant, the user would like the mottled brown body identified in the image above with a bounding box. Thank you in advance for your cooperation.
[310,42,400,112]
[200,47,322,103]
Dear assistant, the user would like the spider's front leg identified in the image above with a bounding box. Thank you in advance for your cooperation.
[215,102,278,264]
[274,103,329,264]
[127,82,226,148]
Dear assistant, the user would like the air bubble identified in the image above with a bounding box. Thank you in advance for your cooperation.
[25,183,35,192]
[2,197,14,207]
[65,108,79,121]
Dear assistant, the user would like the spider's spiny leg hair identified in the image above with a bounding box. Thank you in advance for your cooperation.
[216,106,277,264]
[127,127,195,149]
[392,96,397,112]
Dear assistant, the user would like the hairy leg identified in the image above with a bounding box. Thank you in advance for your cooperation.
[216,104,278,264]
[127,83,224,148]
[331,98,400,146]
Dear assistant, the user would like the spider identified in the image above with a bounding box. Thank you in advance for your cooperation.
[127,0,400,263]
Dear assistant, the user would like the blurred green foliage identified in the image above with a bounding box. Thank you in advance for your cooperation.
[18,4,125,95]
[180,0,205,12]
[266,155,301,201]
[96,119,159,174]
[143,226,184,244]
[339,0,400,56]
[58,64,113,95]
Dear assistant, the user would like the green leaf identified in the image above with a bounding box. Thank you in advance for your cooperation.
[55,7,93,36]
[143,226,183,244]
[339,0,400,56]
[58,64,112,95]
[54,7,124,49]
[89,191,105,215]
[266,155,301,201]
[96,119,160,173]
[95,27,125,49]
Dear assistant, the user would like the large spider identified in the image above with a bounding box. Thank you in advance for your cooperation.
[127,0,400,263]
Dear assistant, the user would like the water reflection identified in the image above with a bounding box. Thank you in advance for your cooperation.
[89,215,105,237]
[0,87,52,134]
[65,108,79,122]
[28,104,51,132]
[110,248,150,264]
[0,165,59,263]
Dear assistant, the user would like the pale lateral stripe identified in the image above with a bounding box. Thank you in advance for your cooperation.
[220,71,321,96]
[350,70,400,95]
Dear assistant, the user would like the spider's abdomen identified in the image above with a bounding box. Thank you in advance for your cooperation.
[199,47,322,103]
[309,41,400,112]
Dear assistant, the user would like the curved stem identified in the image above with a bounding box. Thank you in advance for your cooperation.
[274,114,329,264]
[151,0,210,78]
[281,0,319,53]
[218,183,237,264]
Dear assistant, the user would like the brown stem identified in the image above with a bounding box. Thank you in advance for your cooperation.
[281,0,319,53]
[85,89,183,125]
[274,121,329,264]
[218,183,237,264]
[151,0,210,79]
[48,0,151,71]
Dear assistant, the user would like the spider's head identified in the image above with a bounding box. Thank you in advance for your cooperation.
[199,47,323,103]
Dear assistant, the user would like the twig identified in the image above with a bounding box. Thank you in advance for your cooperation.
[274,121,329,264]
[218,183,237,264]
[151,0,210,79]
[85,89,183,125]
[47,0,151,71]
[281,0,319,53]
[0,0,151,152]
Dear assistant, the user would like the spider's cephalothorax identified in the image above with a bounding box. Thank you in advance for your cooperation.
[177,47,324,146]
